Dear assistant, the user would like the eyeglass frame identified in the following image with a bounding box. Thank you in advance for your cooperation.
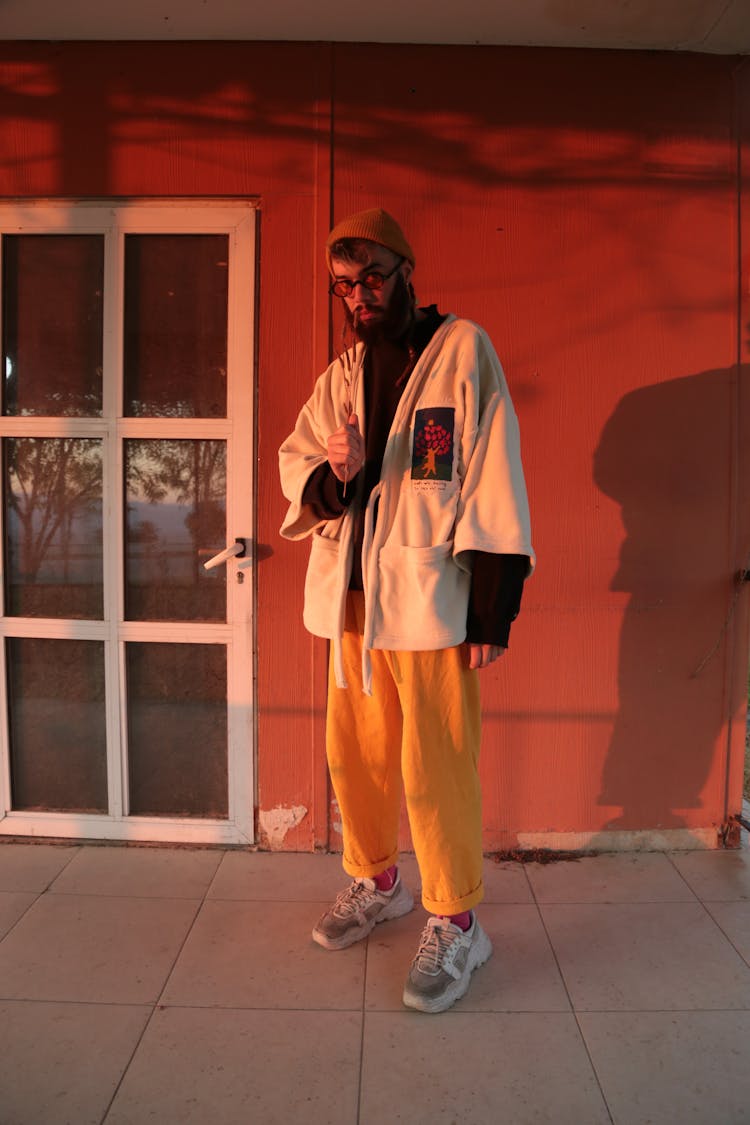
[328,258,403,298]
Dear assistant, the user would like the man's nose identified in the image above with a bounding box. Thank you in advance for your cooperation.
[350,279,375,297]
[350,284,374,306]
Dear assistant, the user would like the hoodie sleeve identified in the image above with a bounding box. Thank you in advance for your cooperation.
[466,551,530,647]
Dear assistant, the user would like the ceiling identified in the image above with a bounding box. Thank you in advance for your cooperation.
[0,0,748,54]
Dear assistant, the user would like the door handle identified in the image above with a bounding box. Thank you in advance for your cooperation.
[203,538,246,571]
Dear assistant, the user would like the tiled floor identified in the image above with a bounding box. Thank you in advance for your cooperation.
[1,844,750,1124]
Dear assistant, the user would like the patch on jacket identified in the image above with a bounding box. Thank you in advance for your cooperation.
[411,407,455,481]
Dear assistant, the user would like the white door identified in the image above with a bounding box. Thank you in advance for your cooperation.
[0,201,256,844]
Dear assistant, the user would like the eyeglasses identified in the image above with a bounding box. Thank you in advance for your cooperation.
[329,260,402,298]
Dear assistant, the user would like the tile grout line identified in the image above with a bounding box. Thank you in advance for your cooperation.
[98,878,213,1125]
[356,936,370,1125]
[0,890,44,947]
[699,902,750,972]
[526,875,616,1125]
[663,852,708,902]
[98,1002,159,1125]
[0,847,83,946]
[664,851,750,970]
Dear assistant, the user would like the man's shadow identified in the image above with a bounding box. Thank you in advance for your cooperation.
[593,361,749,829]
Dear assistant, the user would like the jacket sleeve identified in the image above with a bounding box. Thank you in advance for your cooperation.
[278,365,342,541]
[453,328,535,571]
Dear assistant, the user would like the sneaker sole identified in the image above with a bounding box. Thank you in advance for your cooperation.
[402,925,493,1013]
[312,886,415,951]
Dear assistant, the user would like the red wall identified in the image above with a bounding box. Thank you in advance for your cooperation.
[0,42,747,850]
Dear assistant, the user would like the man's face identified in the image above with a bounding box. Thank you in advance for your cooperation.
[331,247,413,344]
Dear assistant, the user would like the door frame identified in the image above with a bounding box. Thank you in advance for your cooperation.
[0,198,258,844]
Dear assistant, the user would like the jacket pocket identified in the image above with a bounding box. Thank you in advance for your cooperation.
[376,541,469,646]
[303,534,341,637]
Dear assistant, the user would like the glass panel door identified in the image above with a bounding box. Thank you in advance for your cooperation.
[0,202,256,844]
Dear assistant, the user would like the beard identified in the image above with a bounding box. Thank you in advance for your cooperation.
[344,273,415,346]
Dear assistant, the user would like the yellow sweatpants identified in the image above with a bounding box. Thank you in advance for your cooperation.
[326,592,484,915]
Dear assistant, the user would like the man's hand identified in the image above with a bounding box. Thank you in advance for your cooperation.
[467,644,506,670]
[327,413,364,483]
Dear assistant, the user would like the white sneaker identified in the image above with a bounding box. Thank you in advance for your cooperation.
[402,914,492,1013]
[312,874,414,950]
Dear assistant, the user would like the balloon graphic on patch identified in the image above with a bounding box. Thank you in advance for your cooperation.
[412,407,455,481]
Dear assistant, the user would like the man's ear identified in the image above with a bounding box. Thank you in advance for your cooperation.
[401,260,413,284]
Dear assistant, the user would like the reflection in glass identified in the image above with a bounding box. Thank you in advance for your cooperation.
[2,235,104,417]
[126,642,227,818]
[124,439,226,622]
[8,638,107,812]
[3,437,103,618]
[124,235,228,418]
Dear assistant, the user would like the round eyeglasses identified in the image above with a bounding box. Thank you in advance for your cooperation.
[329,260,402,298]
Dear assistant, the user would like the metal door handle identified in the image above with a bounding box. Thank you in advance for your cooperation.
[203,539,246,570]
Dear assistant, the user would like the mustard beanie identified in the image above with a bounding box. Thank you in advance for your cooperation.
[325,207,415,274]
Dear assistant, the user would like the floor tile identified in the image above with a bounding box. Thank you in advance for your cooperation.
[208,849,350,901]
[163,899,365,1010]
[106,1007,361,1125]
[705,901,750,964]
[0,1000,150,1125]
[209,852,531,907]
[360,1011,610,1125]
[51,844,223,898]
[365,904,570,1013]
[0,890,36,938]
[579,1010,750,1125]
[0,893,199,1003]
[482,858,534,902]
[527,852,696,903]
[0,843,79,892]
[541,901,750,1011]
[669,849,750,901]
[207,849,426,905]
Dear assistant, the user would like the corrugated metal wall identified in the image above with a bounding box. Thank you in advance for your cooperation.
[0,42,747,850]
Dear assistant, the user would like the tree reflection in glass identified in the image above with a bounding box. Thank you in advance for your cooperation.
[3,438,103,619]
[125,439,227,622]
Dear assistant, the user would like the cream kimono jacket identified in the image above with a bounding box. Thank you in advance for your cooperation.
[279,315,534,693]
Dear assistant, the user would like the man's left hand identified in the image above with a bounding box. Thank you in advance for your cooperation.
[467,644,506,670]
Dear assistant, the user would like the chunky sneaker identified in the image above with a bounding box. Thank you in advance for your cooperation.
[312,874,414,950]
[402,914,492,1013]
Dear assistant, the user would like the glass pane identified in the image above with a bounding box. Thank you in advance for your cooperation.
[2,235,104,417]
[7,638,107,812]
[3,437,103,618]
[124,234,228,418]
[126,642,227,817]
[124,439,226,622]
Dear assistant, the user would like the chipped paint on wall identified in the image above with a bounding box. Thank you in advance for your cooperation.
[330,796,342,838]
[258,804,308,849]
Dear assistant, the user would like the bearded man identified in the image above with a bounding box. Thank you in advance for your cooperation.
[279,208,534,1012]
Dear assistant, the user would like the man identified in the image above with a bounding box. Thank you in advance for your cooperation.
[279,208,533,1013]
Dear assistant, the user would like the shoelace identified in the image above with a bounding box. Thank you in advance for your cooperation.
[332,879,377,918]
[413,922,460,974]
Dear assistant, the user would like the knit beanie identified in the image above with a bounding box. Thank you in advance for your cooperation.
[325,208,415,274]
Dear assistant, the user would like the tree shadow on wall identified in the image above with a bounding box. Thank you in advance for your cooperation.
[593,362,749,830]
[0,43,737,198]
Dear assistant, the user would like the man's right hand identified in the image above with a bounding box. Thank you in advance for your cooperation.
[327,413,364,483]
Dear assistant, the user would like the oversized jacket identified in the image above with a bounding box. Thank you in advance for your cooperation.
[279,315,534,693]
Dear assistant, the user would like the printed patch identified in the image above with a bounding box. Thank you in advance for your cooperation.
[411,407,455,482]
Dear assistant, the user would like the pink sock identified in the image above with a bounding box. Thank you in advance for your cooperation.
[373,865,397,891]
[439,910,472,932]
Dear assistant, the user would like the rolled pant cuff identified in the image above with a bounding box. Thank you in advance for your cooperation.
[421,883,484,916]
[342,850,400,880]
